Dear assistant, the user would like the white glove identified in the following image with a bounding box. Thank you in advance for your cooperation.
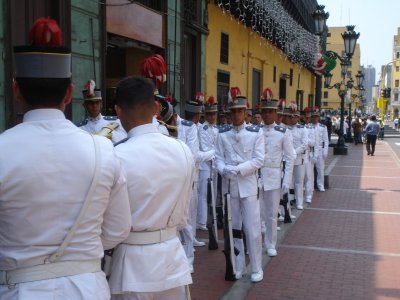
[223,167,238,179]
[281,183,289,195]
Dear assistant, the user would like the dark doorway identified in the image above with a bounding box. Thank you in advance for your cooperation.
[252,69,261,107]
[279,78,287,100]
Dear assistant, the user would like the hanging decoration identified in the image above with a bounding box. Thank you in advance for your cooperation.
[215,0,319,68]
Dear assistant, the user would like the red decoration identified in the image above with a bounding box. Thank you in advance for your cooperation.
[29,17,62,47]
[277,98,286,110]
[229,87,241,100]
[140,54,167,89]
[261,88,273,100]
[165,95,173,103]
[246,99,250,109]
[195,92,204,103]
[206,96,215,105]
[85,80,96,98]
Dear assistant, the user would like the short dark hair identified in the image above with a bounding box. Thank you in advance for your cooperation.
[116,76,155,110]
[15,77,71,107]
[185,111,200,121]
[371,115,376,121]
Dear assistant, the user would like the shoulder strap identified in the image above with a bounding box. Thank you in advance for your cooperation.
[46,135,101,263]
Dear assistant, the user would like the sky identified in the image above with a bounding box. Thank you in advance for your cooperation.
[320,0,400,76]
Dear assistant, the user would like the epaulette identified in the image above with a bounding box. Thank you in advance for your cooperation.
[203,125,208,130]
[113,137,129,147]
[296,124,304,128]
[274,125,286,133]
[319,123,326,127]
[104,116,118,121]
[181,119,193,127]
[305,124,313,129]
[76,119,88,127]
[219,125,233,133]
[245,125,261,132]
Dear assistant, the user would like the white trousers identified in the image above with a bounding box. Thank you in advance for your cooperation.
[315,156,325,190]
[304,161,314,201]
[182,181,198,260]
[197,169,218,227]
[260,189,281,250]
[230,193,262,274]
[293,164,305,207]
[111,286,186,300]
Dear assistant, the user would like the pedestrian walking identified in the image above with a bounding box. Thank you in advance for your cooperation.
[365,115,380,156]
[394,117,399,130]
[378,118,385,140]
[108,76,195,299]
[0,18,131,300]
[352,117,363,145]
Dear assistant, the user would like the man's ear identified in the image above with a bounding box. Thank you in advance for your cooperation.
[12,80,23,103]
[154,101,160,116]
[63,83,74,106]
[115,104,122,119]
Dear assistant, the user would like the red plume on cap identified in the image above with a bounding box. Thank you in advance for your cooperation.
[195,92,205,103]
[230,87,241,99]
[140,54,167,89]
[246,99,250,109]
[85,80,96,98]
[255,103,261,111]
[304,107,311,113]
[206,96,216,105]
[277,98,286,110]
[29,17,62,47]
[261,88,273,100]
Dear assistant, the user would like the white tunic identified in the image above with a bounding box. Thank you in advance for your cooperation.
[290,124,308,165]
[0,109,132,299]
[215,123,265,198]
[78,113,127,143]
[317,123,329,159]
[109,124,195,293]
[198,121,218,171]
[260,123,296,191]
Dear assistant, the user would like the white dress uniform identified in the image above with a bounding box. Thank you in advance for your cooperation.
[289,123,308,209]
[177,116,214,266]
[197,121,219,228]
[0,109,132,300]
[260,123,296,253]
[215,122,264,278]
[304,122,318,202]
[109,123,195,298]
[316,123,329,191]
[78,113,127,144]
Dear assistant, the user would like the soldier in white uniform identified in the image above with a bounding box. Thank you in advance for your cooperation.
[109,76,195,300]
[259,98,296,257]
[215,93,265,283]
[286,106,308,210]
[177,96,215,272]
[77,80,127,143]
[312,109,329,191]
[303,108,319,203]
[197,96,219,230]
[0,18,131,300]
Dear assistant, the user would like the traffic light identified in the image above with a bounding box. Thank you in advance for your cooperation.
[380,89,385,97]
[387,88,391,98]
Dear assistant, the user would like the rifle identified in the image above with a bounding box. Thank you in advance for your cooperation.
[223,179,238,281]
[207,163,218,250]
[279,193,292,223]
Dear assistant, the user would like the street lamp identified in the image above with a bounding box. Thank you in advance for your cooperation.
[313,5,329,109]
[323,25,360,155]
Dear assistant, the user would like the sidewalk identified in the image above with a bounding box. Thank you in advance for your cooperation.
[191,140,400,299]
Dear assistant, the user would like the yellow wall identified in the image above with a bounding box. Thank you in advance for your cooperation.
[322,26,361,110]
[205,4,315,108]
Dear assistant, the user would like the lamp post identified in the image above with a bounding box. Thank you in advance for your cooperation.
[323,25,360,155]
[313,5,329,108]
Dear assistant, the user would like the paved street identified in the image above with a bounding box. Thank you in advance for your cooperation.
[190,139,400,299]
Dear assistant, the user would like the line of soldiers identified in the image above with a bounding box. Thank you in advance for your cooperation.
[0,17,330,300]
